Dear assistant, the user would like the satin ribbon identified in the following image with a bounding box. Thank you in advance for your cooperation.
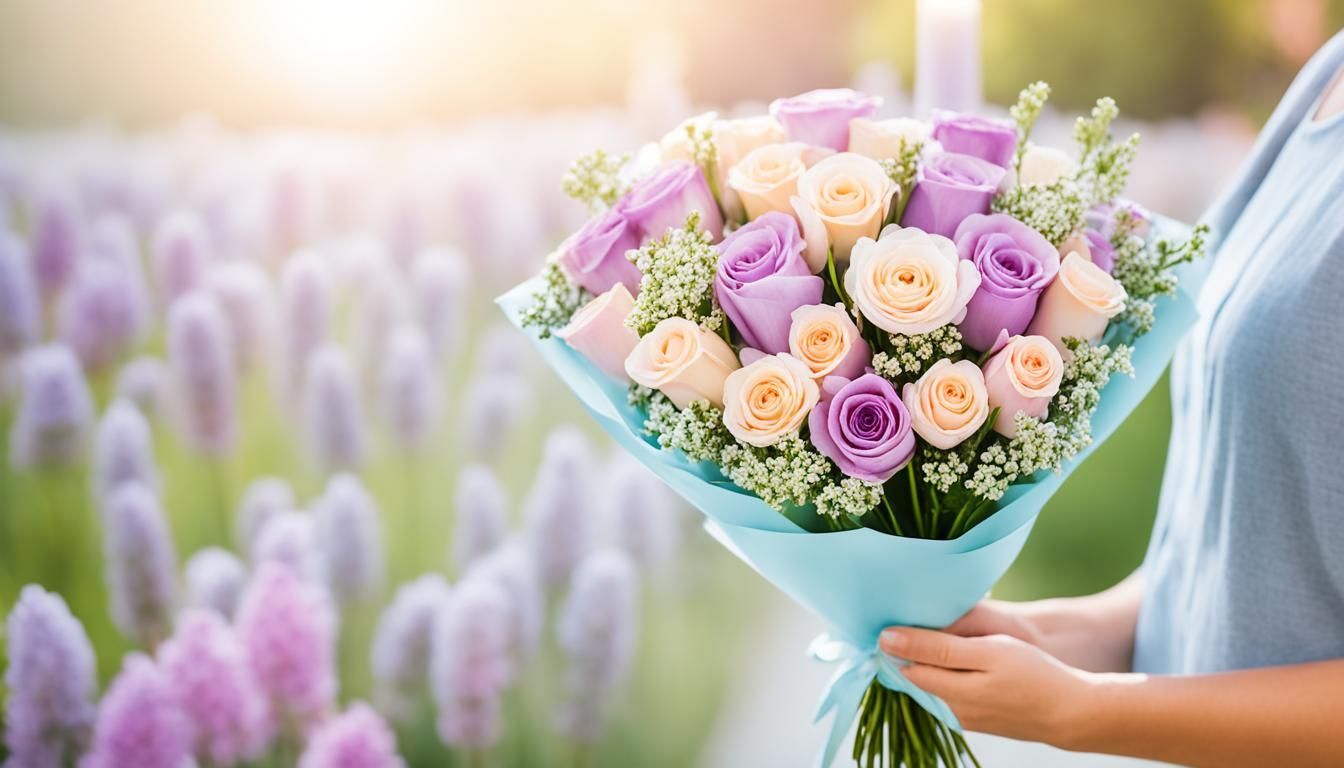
[808,633,961,768]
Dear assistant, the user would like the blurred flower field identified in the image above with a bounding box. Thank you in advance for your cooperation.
[0,116,768,767]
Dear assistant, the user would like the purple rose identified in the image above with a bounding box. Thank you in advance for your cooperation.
[617,162,723,242]
[808,373,915,484]
[769,89,881,152]
[931,111,1018,169]
[557,209,642,295]
[953,213,1060,351]
[714,212,824,354]
[901,153,1007,239]
[1084,229,1115,273]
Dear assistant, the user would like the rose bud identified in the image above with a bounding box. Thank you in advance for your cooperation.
[982,335,1064,438]
[625,317,740,409]
[557,284,641,383]
[1026,252,1127,352]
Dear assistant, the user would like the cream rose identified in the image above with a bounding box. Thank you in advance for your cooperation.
[844,226,981,336]
[902,359,990,450]
[790,153,896,271]
[982,335,1064,438]
[787,303,870,381]
[1017,144,1077,187]
[556,284,641,383]
[729,142,811,222]
[722,353,819,447]
[715,115,787,172]
[1026,251,1127,352]
[847,117,931,160]
[624,317,740,409]
[657,112,718,165]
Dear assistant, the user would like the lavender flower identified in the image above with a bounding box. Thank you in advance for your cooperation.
[377,325,439,452]
[57,257,149,371]
[166,292,237,456]
[251,511,320,582]
[235,476,296,560]
[314,473,385,604]
[3,585,97,767]
[87,213,152,332]
[83,654,192,768]
[555,550,639,743]
[115,356,168,420]
[301,343,365,472]
[29,184,84,297]
[458,371,529,462]
[235,561,338,730]
[430,577,512,750]
[452,464,508,573]
[184,546,247,618]
[351,265,410,384]
[472,323,531,378]
[157,609,272,765]
[524,427,593,588]
[102,482,178,647]
[0,232,40,362]
[152,209,212,308]
[371,574,450,722]
[93,399,158,499]
[411,247,469,360]
[9,345,94,469]
[279,250,333,399]
[298,702,405,768]
[208,260,278,371]
[600,453,680,570]
[468,540,543,668]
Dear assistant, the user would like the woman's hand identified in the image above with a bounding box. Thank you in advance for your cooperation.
[879,626,1093,748]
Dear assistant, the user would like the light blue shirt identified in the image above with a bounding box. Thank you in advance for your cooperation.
[1134,31,1344,675]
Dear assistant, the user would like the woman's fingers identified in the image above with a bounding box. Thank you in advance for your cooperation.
[879,627,991,670]
[902,663,980,701]
[943,603,1007,637]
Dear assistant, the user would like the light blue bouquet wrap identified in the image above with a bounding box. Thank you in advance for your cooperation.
[498,223,1198,765]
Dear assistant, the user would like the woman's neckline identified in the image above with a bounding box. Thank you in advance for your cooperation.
[1304,63,1344,132]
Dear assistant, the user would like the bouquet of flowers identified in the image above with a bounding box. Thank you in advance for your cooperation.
[501,83,1206,767]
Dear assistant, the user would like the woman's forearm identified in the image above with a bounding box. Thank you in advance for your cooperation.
[1066,659,1344,767]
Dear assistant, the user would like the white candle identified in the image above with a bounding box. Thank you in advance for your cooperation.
[914,0,983,117]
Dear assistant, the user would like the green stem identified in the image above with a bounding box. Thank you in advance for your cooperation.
[826,248,851,308]
[906,464,925,539]
[717,318,733,348]
[880,494,905,537]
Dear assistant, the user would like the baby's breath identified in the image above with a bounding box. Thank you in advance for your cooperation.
[625,214,724,336]
[519,261,588,339]
[720,436,833,511]
[992,180,1087,246]
[815,476,883,519]
[1010,81,1052,172]
[871,325,964,380]
[920,446,971,495]
[561,149,631,212]
[878,140,924,225]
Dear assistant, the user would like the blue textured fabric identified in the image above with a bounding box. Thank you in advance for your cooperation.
[1135,31,1344,675]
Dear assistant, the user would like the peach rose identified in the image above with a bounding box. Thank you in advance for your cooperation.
[557,284,641,382]
[845,226,981,336]
[790,153,896,271]
[902,359,990,450]
[1017,144,1076,187]
[722,353,819,447]
[728,142,811,222]
[787,303,871,381]
[1026,251,1127,352]
[982,335,1064,438]
[662,114,786,221]
[625,317,740,409]
[847,117,931,160]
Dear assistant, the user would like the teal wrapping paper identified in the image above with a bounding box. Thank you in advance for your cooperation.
[498,219,1198,764]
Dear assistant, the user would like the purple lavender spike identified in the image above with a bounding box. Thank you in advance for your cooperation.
[8,345,94,469]
[555,550,639,744]
[371,574,450,722]
[102,482,178,647]
[3,585,97,767]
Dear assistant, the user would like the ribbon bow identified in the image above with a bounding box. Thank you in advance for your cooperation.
[808,633,962,768]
